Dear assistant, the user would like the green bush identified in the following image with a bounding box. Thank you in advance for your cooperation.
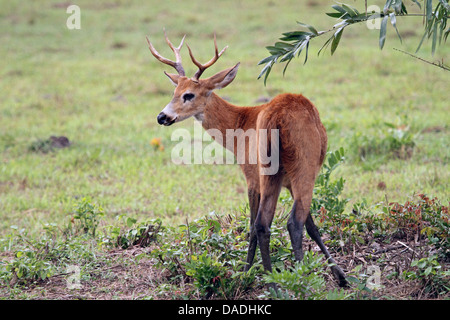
[103,215,163,249]
[0,224,98,287]
[72,197,105,237]
[149,213,257,299]
[312,147,349,219]
[404,255,450,298]
[262,251,351,300]
[0,198,106,288]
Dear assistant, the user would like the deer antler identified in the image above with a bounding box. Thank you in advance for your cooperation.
[146,29,186,76]
[187,33,228,82]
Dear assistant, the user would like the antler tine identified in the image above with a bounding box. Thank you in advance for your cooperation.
[164,29,186,52]
[187,32,228,81]
[146,30,186,77]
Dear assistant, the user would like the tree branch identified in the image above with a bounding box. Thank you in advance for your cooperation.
[259,1,450,83]
[393,48,450,71]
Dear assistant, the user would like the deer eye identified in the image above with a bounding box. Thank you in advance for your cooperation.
[182,93,195,103]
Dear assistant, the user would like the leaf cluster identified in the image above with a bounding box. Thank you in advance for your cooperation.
[404,255,450,297]
[72,197,105,237]
[258,1,450,83]
[149,213,259,299]
[262,251,351,300]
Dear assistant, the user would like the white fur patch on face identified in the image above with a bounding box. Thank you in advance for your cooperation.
[161,102,178,120]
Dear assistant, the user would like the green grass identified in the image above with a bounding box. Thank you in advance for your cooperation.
[1,0,448,242]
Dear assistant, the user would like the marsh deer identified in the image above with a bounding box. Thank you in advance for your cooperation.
[147,31,347,287]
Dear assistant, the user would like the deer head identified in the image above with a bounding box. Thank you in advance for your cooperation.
[147,31,239,126]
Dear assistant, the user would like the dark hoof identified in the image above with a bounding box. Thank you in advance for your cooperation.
[331,265,348,287]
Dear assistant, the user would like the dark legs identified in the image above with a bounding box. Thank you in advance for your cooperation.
[305,214,347,287]
[244,186,347,287]
[287,200,304,261]
[244,188,260,271]
[245,172,283,273]
[287,199,347,287]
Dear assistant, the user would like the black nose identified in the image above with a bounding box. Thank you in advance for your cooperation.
[157,112,167,125]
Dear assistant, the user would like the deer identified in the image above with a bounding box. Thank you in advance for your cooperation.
[146,31,347,287]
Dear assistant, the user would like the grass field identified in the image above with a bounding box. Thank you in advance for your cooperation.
[0,0,448,300]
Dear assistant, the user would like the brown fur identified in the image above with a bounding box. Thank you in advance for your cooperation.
[150,39,347,286]
[201,92,326,212]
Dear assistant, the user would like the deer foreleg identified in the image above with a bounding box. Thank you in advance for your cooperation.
[245,188,260,271]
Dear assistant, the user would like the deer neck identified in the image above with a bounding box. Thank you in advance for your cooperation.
[198,93,238,132]
[198,93,258,144]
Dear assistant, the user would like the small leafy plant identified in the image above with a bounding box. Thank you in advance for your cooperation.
[262,251,351,300]
[104,215,162,249]
[0,221,98,287]
[404,255,450,297]
[312,147,349,223]
[72,197,105,237]
[148,212,258,299]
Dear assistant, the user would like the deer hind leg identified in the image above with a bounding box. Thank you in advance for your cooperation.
[305,214,347,287]
[286,199,305,262]
[288,177,347,287]
[254,171,283,273]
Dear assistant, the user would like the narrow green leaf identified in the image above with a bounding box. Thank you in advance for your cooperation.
[318,36,333,56]
[282,57,293,76]
[379,15,389,49]
[426,0,433,21]
[444,27,450,42]
[432,19,438,55]
[263,64,273,86]
[331,27,344,55]
[392,0,403,14]
[258,55,276,65]
[257,59,274,85]
[352,12,379,22]
[297,22,318,36]
[416,30,428,52]
[332,4,348,15]
[293,41,304,58]
[402,3,408,14]
[266,45,282,55]
[326,12,346,19]
[280,31,311,41]
[303,40,309,64]
[341,4,358,17]
[274,41,294,50]
[389,12,402,43]
[279,51,294,63]
[411,0,421,9]
[438,0,450,10]
[383,0,393,14]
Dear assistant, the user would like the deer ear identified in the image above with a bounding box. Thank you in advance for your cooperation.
[164,71,180,86]
[204,63,240,90]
